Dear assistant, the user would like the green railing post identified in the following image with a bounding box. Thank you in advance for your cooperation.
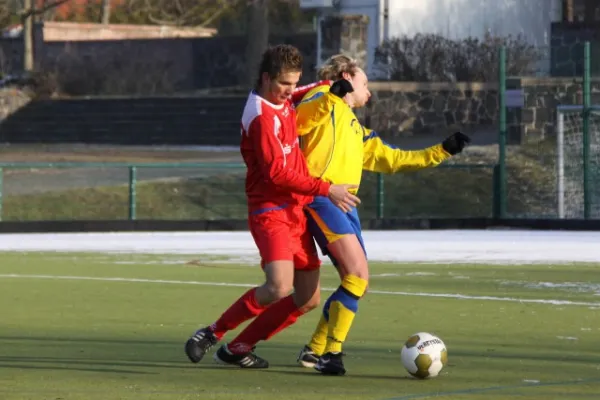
[0,167,3,222]
[376,173,384,218]
[128,166,137,220]
[492,164,500,218]
[498,46,507,218]
[0,162,492,222]
[583,41,591,220]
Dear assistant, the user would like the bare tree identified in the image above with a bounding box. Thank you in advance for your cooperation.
[21,0,68,71]
[142,0,237,26]
[101,0,111,24]
[563,0,574,21]
[22,0,33,70]
[0,0,19,28]
[245,0,269,87]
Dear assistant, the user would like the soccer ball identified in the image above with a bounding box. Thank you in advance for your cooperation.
[400,332,447,379]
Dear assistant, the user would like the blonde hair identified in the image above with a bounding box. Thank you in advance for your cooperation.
[317,54,360,80]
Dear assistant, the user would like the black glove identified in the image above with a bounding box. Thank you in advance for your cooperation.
[442,132,470,155]
[329,79,354,98]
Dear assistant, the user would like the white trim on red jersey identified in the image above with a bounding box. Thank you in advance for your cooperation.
[241,91,289,166]
[241,91,284,134]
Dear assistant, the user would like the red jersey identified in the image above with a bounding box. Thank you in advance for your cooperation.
[240,91,331,213]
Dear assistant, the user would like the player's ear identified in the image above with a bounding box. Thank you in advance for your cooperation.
[261,72,271,87]
[341,71,352,81]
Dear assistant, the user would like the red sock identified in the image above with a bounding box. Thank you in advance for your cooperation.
[226,295,303,354]
[209,288,266,339]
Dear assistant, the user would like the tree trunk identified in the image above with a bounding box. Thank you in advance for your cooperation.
[23,0,34,71]
[245,0,269,88]
[101,0,111,24]
[563,0,574,22]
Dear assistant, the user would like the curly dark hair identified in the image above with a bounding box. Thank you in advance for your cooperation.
[255,44,303,89]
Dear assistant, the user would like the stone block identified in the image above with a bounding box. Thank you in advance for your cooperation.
[418,97,433,111]
[521,108,535,124]
[319,15,369,69]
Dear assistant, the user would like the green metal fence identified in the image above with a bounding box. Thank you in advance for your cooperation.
[1,42,598,222]
[0,162,496,222]
[498,41,599,220]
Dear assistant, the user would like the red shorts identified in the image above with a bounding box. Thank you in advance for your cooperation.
[248,205,321,270]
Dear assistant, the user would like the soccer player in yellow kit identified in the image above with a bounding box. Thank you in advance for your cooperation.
[294,55,470,375]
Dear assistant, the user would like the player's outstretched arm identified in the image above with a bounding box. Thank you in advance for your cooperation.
[362,130,471,174]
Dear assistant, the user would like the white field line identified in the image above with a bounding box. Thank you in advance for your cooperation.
[1,274,599,307]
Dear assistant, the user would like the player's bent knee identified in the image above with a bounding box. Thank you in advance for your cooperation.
[327,235,369,281]
[347,264,369,281]
[258,260,295,304]
[264,283,293,302]
[304,294,320,311]
[255,283,291,306]
[292,268,321,312]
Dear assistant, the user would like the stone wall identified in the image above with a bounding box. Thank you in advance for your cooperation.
[550,21,600,77]
[319,15,369,69]
[506,77,600,143]
[365,78,600,144]
[364,82,497,139]
[2,77,596,146]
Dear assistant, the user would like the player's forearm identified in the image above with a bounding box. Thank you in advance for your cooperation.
[265,165,331,196]
[390,145,450,172]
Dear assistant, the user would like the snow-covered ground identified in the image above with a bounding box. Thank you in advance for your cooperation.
[1,230,599,264]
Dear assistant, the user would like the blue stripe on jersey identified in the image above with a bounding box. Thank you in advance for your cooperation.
[250,203,288,215]
[362,130,400,149]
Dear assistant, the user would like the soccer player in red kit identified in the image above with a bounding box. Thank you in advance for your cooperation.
[184,44,360,368]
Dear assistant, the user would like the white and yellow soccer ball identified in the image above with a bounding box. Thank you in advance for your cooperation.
[400,332,448,379]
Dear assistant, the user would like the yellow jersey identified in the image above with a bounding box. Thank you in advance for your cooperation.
[295,85,451,193]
